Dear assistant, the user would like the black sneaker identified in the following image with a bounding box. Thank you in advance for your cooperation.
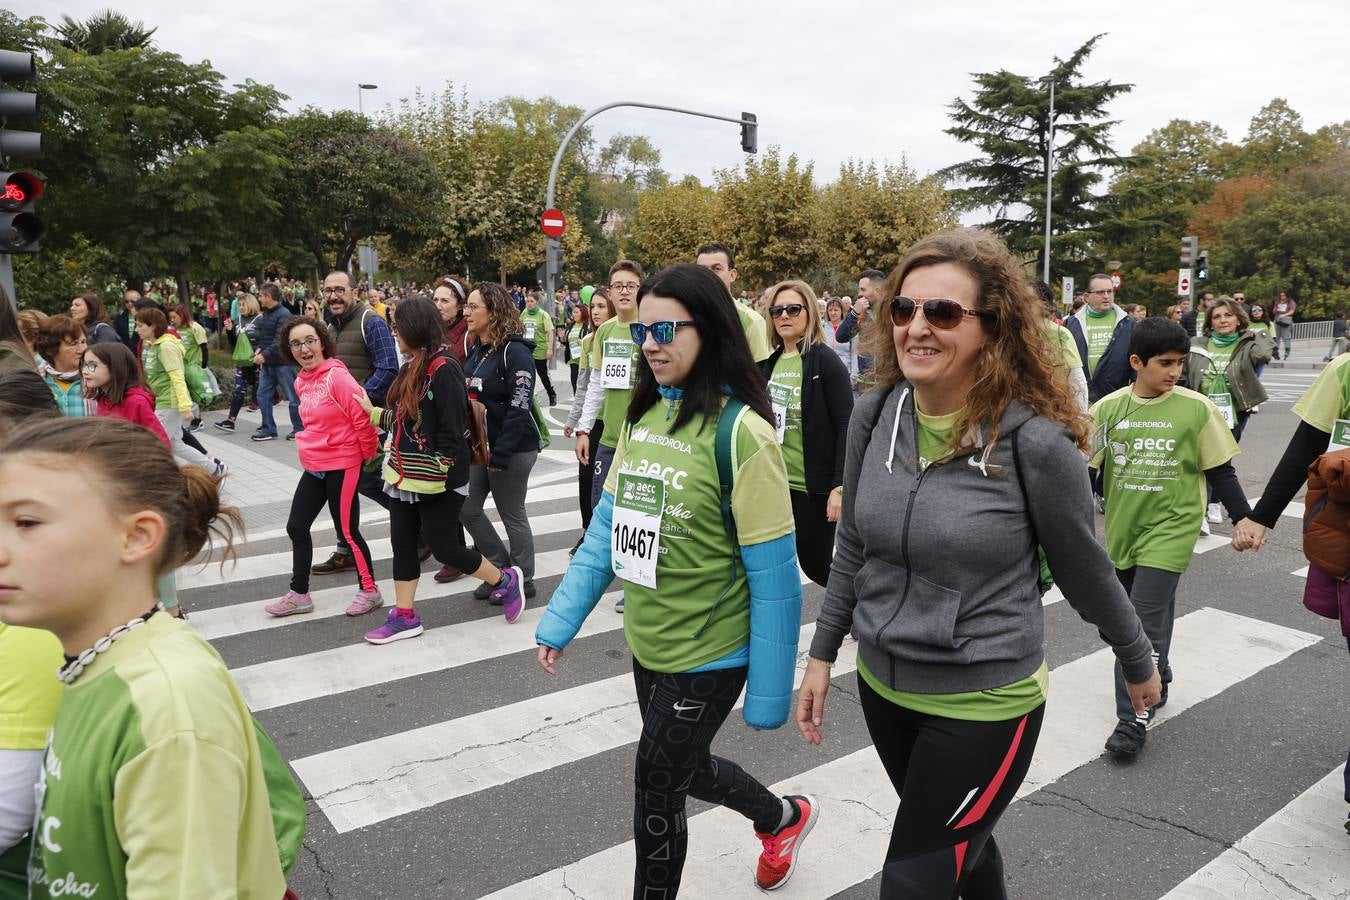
[523,580,536,599]
[189,418,204,432]
[286,430,300,441]
[1155,683,1169,711]
[311,552,353,576]
[251,429,277,442]
[1104,721,1146,756]
[213,419,236,433]
[474,580,493,601]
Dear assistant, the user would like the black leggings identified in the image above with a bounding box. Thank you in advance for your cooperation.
[228,364,259,418]
[534,358,556,402]
[858,673,1045,900]
[577,419,604,530]
[569,363,579,392]
[790,489,835,587]
[631,659,783,899]
[288,467,375,594]
[388,489,482,581]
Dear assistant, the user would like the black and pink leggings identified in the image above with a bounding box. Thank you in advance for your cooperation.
[857,673,1045,900]
[288,467,375,594]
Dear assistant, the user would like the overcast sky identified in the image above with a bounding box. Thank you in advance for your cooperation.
[22,1,1349,187]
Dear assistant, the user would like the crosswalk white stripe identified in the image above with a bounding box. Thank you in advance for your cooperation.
[182,509,584,591]
[1247,497,1303,521]
[482,608,1320,899]
[293,623,856,833]
[1161,765,1347,899]
[230,567,814,711]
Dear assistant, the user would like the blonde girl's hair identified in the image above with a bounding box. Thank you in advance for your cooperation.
[762,279,826,354]
[238,293,261,317]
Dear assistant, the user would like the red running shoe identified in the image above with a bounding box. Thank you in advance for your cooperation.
[754,794,818,890]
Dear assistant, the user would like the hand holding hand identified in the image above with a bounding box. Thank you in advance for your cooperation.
[1231,518,1267,552]
[563,424,574,438]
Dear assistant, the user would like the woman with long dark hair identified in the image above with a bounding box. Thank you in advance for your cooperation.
[433,274,471,363]
[69,292,120,346]
[460,283,541,601]
[355,297,525,644]
[563,289,612,550]
[564,295,590,391]
[537,264,812,896]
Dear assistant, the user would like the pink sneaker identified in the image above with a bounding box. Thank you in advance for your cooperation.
[346,587,384,616]
[265,590,313,617]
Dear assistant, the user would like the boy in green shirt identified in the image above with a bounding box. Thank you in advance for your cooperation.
[1089,318,1251,757]
[520,291,557,406]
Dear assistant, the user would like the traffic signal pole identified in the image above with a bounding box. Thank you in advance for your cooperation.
[541,101,757,298]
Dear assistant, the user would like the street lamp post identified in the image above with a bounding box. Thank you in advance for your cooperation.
[541,101,758,298]
[1041,75,1055,286]
[357,83,378,116]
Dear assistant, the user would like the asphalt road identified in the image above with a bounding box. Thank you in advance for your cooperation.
[181,356,1347,900]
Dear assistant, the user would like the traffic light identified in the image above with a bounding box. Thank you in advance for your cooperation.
[1195,251,1209,281]
[0,49,44,255]
[740,112,757,154]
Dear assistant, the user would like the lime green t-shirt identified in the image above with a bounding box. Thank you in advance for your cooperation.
[916,406,960,470]
[520,307,553,360]
[858,656,1049,722]
[1247,321,1273,335]
[737,303,772,362]
[769,351,806,491]
[0,623,63,750]
[181,321,208,369]
[1089,385,1239,572]
[604,398,793,672]
[142,334,191,411]
[1045,320,1083,372]
[566,323,585,365]
[1292,352,1350,433]
[1084,309,1115,375]
[29,613,299,899]
[587,317,641,449]
[1201,335,1238,407]
[577,332,595,373]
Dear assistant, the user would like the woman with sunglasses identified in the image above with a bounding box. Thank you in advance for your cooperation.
[563,289,612,548]
[538,263,814,896]
[460,283,542,605]
[796,230,1160,899]
[758,280,853,587]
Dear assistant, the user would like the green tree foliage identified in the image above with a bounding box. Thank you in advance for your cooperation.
[943,34,1131,281]
[54,9,156,54]
[714,147,816,285]
[276,109,437,273]
[628,176,719,270]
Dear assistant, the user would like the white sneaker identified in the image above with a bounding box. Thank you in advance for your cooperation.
[1199,518,1211,536]
[1206,503,1223,524]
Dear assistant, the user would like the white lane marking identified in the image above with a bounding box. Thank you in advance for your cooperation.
[295,622,847,834]
[1162,765,1348,900]
[483,608,1320,899]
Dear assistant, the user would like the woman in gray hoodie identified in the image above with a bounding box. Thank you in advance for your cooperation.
[796,229,1161,900]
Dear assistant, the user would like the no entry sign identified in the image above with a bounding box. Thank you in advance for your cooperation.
[541,209,567,238]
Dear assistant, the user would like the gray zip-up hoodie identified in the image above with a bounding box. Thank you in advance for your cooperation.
[810,383,1154,693]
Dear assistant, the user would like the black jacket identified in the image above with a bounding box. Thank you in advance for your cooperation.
[253,302,292,367]
[377,348,470,492]
[758,343,854,495]
[464,335,540,467]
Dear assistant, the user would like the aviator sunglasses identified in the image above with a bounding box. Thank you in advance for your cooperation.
[630,320,696,345]
[889,296,995,330]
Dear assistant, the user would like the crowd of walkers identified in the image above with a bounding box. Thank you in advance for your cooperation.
[0,224,1346,900]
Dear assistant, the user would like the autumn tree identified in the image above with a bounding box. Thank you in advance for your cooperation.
[628,176,720,270]
[714,147,816,285]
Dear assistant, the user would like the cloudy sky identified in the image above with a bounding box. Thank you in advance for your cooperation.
[22,0,1348,186]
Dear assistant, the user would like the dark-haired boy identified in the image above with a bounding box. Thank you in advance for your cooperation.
[1088,318,1251,757]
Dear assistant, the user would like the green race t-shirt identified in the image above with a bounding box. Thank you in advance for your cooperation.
[520,308,553,360]
[588,317,641,449]
[1202,335,1238,409]
[1292,352,1350,433]
[1084,310,1115,375]
[858,656,1049,722]
[604,397,793,672]
[1045,320,1083,372]
[1090,386,1239,572]
[916,406,960,471]
[566,323,585,365]
[577,332,594,373]
[737,303,772,362]
[28,614,298,900]
[1247,321,1273,335]
[769,351,806,490]
[181,322,207,369]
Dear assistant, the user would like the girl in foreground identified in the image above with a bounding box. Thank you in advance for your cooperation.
[0,417,303,898]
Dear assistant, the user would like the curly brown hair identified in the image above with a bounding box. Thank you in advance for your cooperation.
[471,282,522,348]
[863,229,1090,452]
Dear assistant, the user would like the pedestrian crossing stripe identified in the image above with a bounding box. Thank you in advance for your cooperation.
[480,608,1320,899]
[1161,765,1348,899]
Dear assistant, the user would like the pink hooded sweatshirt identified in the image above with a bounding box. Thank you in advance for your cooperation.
[295,357,379,471]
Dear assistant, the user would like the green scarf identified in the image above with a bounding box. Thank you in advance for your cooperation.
[1085,307,1112,319]
[1209,330,1239,347]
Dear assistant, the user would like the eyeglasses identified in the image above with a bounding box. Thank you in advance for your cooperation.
[288,337,321,351]
[609,282,641,294]
[768,304,805,319]
[80,360,100,371]
[889,296,993,330]
[630,320,695,345]
[1085,289,1114,297]
[321,286,349,296]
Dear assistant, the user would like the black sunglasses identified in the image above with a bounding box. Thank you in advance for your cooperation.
[630,320,696,345]
[768,303,806,319]
[890,296,994,330]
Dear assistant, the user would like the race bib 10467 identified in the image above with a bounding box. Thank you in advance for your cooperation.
[612,471,664,589]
